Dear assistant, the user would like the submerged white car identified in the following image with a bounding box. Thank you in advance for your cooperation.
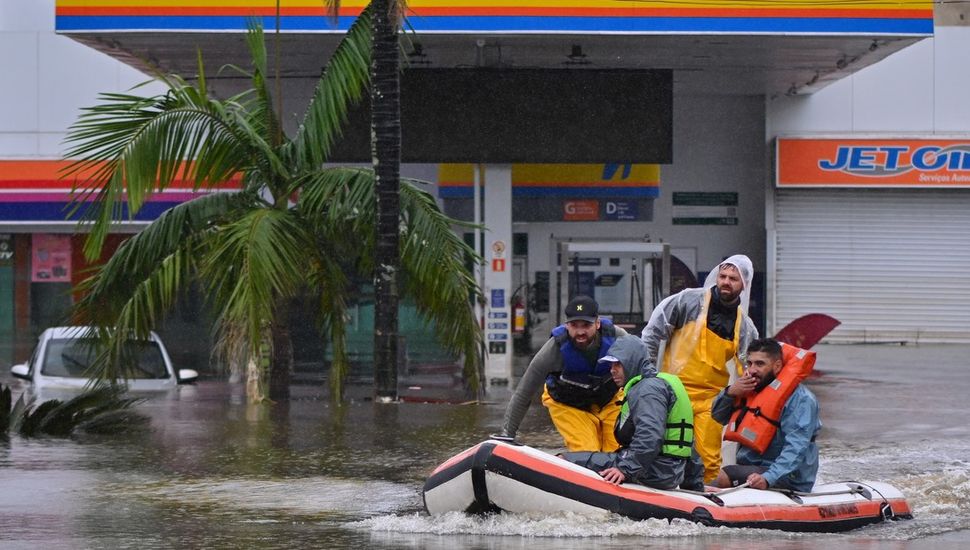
[10,326,198,391]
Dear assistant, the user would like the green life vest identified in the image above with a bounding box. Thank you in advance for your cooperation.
[620,372,695,459]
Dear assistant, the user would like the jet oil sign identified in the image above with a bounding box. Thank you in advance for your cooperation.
[777,138,970,187]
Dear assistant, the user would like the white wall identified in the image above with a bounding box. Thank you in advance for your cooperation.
[768,27,970,136]
[522,93,767,338]
[0,0,165,158]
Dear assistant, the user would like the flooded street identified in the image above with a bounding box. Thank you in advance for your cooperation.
[1,343,969,549]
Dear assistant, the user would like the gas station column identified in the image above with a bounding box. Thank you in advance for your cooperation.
[482,164,513,386]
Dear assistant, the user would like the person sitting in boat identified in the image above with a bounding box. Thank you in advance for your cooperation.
[495,295,628,452]
[559,335,705,491]
[711,337,821,492]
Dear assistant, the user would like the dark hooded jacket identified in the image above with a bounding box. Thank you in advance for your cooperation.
[562,335,704,491]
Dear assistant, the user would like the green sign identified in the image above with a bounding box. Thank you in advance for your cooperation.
[672,192,738,225]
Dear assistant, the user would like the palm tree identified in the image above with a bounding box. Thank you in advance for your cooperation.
[325,0,411,402]
[368,0,405,401]
[62,13,482,403]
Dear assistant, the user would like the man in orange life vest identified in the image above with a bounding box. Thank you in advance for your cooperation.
[711,338,821,492]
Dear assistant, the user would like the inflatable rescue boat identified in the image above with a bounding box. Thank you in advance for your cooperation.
[423,440,912,532]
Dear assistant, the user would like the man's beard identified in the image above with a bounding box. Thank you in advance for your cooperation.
[755,372,776,392]
[571,332,598,350]
[718,286,741,304]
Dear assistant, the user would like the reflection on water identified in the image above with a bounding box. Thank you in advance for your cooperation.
[0,344,969,548]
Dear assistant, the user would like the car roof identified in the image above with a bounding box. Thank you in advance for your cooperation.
[43,326,159,342]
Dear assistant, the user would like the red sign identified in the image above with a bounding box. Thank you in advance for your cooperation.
[777,137,970,188]
[492,259,506,272]
[31,234,71,283]
[563,200,599,221]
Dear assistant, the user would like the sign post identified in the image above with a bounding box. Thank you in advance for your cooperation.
[482,166,513,386]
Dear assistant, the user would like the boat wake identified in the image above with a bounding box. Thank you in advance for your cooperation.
[819,438,970,539]
[355,510,744,538]
[354,437,970,543]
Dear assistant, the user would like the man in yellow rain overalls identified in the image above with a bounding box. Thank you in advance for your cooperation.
[496,295,628,451]
[640,255,758,483]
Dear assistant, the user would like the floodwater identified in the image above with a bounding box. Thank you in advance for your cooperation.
[1,343,969,549]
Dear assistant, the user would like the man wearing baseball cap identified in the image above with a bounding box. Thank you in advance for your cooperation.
[494,295,629,451]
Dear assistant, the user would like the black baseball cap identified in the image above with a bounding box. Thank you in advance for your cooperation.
[565,295,598,323]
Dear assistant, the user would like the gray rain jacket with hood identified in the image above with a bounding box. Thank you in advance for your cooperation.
[560,335,704,491]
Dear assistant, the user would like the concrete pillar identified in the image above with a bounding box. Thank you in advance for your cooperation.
[481,164,513,386]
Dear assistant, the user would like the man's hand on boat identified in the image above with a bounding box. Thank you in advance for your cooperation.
[599,467,626,485]
[746,472,769,490]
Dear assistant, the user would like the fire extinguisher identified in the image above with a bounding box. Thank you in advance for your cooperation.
[512,296,526,334]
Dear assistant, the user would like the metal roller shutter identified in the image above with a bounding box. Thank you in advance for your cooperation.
[773,188,970,343]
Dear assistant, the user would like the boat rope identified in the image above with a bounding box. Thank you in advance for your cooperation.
[672,482,751,505]
[674,481,872,507]
[766,483,871,500]
[708,482,751,496]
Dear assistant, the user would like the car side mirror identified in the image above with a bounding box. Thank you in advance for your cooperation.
[11,363,30,380]
[177,368,199,384]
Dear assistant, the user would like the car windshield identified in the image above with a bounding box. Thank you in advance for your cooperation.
[40,338,169,380]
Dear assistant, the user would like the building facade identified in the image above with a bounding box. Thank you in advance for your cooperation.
[5,0,960,382]
[767,23,970,343]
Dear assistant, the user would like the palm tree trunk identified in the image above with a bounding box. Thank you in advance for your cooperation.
[269,308,292,401]
[246,355,266,403]
[371,0,401,402]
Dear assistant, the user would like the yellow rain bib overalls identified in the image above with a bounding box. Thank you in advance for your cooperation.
[660,288,744,483]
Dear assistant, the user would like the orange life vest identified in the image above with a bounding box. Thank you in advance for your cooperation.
[723,343,815,454]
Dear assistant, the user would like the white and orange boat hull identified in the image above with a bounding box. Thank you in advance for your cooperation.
[423,440,912,533]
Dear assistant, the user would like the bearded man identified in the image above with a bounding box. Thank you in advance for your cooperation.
[641,254,759,482]
[711,337,821,492]
[496,295,627,451]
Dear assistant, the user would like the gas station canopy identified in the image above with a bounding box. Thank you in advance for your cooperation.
[55,1,934,97]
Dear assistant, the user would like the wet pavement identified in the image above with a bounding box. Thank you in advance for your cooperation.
[0,342,968,549]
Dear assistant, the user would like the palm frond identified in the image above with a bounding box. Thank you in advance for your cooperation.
[33,386,139,436]
[296,166,376,232]
[289,5,372,170]
[72,193,254,380]
[0,385,11,435]
[9,385,148,438]
[62,79,260,260]
[67,387,143,423]
[299,168,484,392]
[202,208,314,359]
[65,87,251,193]
[74,192,253,324]
[8,391,29,434]
[243,21,284,149]
[324,0,341,23]
[18,399,61,438]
